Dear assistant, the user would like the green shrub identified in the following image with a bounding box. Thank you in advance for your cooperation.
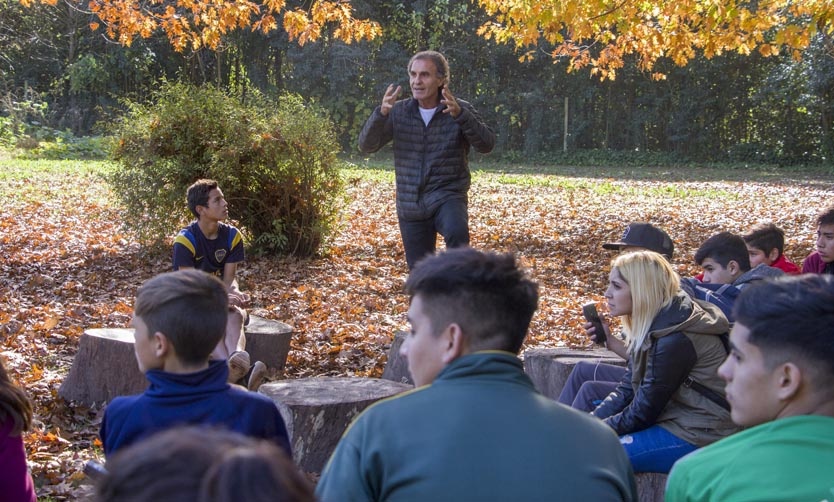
[107,81,344,257]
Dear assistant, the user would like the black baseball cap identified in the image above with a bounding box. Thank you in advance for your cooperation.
[603,223,674,259]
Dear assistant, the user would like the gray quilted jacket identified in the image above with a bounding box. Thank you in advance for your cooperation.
[358,97,495,221]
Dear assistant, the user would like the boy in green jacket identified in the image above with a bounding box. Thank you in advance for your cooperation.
[317,247,637,502]
[666,274,834,501]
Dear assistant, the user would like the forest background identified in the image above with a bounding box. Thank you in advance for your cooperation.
[2,0,834,164]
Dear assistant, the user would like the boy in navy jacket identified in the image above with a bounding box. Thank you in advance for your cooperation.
[100,270,290,458]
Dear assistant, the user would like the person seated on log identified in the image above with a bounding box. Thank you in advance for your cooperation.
[741,222,800,275]
[99,270,290,458]
[666,274,834,501]
[316,247,637,501]
[173,178,265,391]
[558,222,675,410]
[0,357,37,502]
[585,251,740,474]
[564,230,784,412]
[801,205,834,275]
[96,425,314,502]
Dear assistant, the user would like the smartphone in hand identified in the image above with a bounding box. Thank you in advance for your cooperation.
[582,302,607,345]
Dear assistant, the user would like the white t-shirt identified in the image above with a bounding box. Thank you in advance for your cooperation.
[419,107,436,126]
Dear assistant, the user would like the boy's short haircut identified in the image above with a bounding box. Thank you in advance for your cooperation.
[694,231,751,271]
[134,270,228,365]
[186,179,219,218]
[742,223,785,256]
[97,426,313,502]
[816,205,834,227]
[733,275,834,383]
[404,247,539,354]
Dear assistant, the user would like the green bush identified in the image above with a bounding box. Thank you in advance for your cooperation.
[107,81,344,257]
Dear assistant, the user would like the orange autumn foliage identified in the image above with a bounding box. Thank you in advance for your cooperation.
[19,0,380,52]
[476,0,834,80]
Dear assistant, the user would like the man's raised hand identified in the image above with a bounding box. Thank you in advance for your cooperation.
[441,87,461,118]
[381,84,402,116]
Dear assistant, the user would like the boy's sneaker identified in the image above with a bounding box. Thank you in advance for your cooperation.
[228,351,251,383]
[247,361,267,392]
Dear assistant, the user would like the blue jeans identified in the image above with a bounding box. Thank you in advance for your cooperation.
[557,361,625,412]
[398,198,469,269]
[620,425,698,473]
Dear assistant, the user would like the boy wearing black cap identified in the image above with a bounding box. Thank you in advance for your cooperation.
[602,222,674,260]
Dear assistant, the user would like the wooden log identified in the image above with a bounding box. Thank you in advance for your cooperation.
[380,330,413,385]
[59,328,147,405]
[636,472,667,502]
[522,347,626,400]
[259,377,412,473]
[244,315,293,372]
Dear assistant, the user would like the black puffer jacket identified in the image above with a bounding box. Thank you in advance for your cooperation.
[358,97,495,221]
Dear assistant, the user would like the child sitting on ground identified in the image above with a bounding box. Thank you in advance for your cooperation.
[741,222,799,275]
[99,270,290,458]
[680,231,784,321]
[802,205,834,275]
[173,179,265,391]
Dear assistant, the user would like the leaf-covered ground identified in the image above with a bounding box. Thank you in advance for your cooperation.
[1,160,831,498]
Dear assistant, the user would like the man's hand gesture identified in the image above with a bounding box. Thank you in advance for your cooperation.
[380,84,402,116]
[441,87,461,118]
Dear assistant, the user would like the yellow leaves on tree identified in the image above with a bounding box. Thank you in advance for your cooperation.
[22,0,380,52]
[476,0,834,80]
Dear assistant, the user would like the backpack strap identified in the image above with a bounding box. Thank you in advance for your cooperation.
[683,376,731,411]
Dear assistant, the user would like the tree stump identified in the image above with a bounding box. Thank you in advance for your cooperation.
[636,472,667,502]
[259,377,412,473]
[522,347,626,400]
[59,328,147,405]
[380,330,413,385]
[245,315,293,372]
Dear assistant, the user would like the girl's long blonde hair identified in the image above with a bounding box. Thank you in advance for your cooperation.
[610,251,681,356]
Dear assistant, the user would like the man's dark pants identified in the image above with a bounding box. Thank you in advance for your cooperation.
[399,198,469,269]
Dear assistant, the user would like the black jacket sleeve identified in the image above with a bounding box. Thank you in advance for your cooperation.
[358,106,394,154]
[594,332,698,435]
[591,362,634,420]
[454,102,496,154]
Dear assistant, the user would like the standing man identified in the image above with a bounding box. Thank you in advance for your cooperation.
[359,51,496,269]
[316,248,636,501]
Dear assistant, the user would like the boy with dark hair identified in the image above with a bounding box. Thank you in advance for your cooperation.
[681,231,783,321]
[97,426,313,502]
[666,274,834,501]
[173,179,265,391]
[317,248,636,501]
[802,205,834,275]
[99,270,290,458]
[741,222,799,274]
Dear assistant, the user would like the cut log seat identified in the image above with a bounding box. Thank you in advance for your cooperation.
[59,316,293,406]
[244,315,293,373]
[259,377,411,473]
[380,330,413,385]
[522,347,627,400]
[59,328,147,405]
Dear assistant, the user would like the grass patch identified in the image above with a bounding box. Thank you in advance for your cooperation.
[0,159,116,203]
[346,151,834,183]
